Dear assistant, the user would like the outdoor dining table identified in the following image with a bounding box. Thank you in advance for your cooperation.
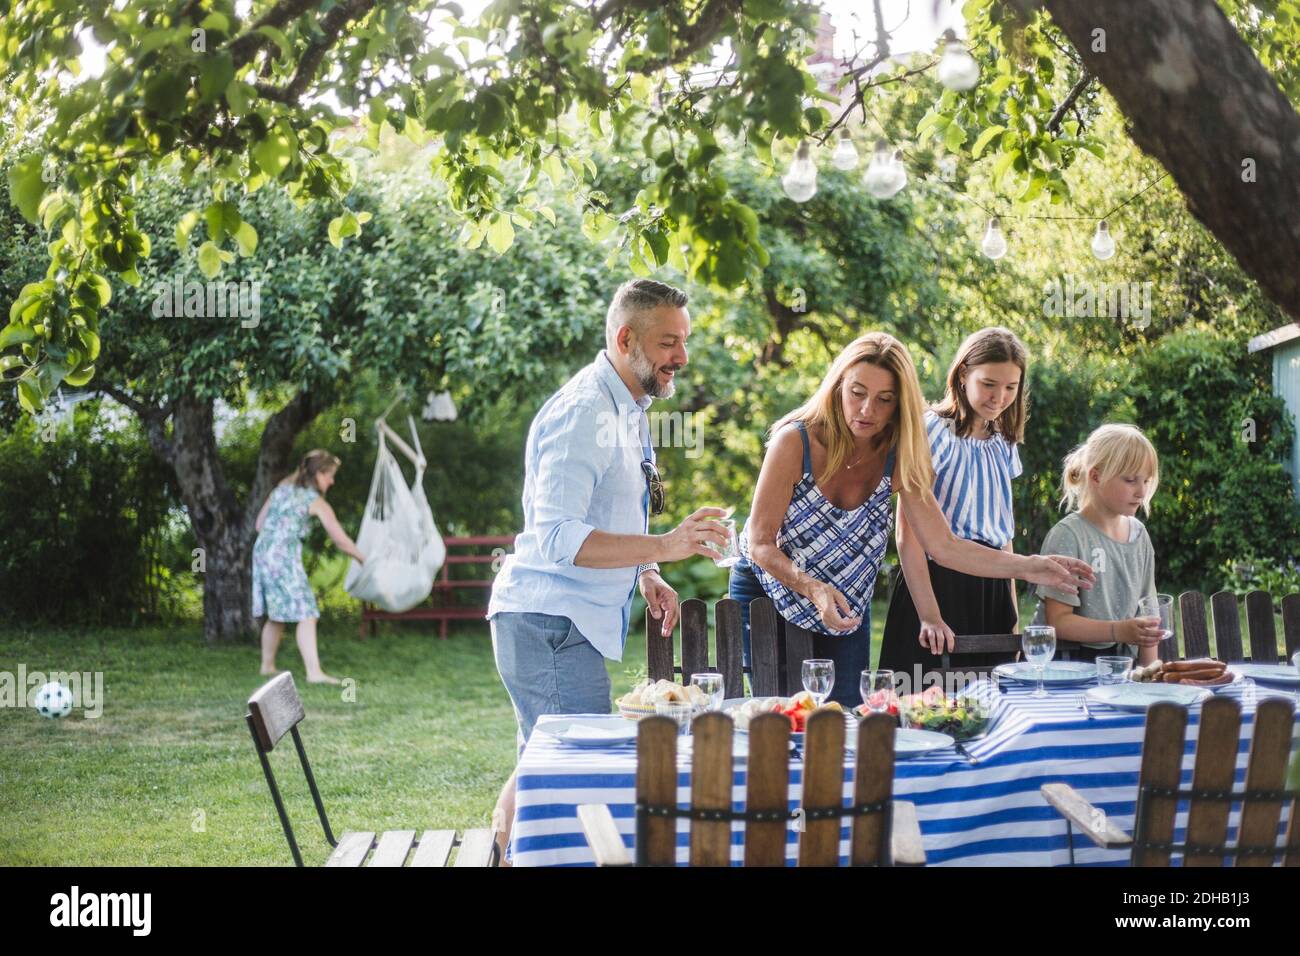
[509,676,1300,866]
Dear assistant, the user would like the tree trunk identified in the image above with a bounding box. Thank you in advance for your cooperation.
[1021,0,1300,321]
[170,396,253,643]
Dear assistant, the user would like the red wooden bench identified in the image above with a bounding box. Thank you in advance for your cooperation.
[359,535,514,639]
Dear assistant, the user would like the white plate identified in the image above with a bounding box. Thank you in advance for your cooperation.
[540,717,638,747]
[1228,663,1300,688]
[993,661,1097,685]
[1086,682,1212,712]
[894,728,955,758]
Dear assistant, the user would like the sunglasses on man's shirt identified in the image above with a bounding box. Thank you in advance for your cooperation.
[640,459,664,516]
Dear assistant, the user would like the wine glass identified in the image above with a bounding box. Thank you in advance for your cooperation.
[690,672,724,712]
[1021,625,1057,699]
[802,659,835,707]
[860,670,895,714]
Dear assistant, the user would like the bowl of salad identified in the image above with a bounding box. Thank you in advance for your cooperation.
[895,686,991,741]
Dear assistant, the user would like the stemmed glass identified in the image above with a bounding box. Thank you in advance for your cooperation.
[690,672,725,712]
[861,670,895,714]
[1021,625,1057,699]
[802,659,835,708]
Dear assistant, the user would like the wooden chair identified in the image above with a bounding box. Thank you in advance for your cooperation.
[577,709,926,867]
[1041,697,1300,866]
[246,673,496,867]
[1179,589,1296,663]
[644,596,808,698]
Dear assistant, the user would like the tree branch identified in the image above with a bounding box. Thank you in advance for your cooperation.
[1045,68,1092,133]
[98,382,173,460]
[251,0,380,105]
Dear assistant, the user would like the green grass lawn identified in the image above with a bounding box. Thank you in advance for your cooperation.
[1,589,1257,865]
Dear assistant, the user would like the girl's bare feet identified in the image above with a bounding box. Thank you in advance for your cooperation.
[306,672,341,685]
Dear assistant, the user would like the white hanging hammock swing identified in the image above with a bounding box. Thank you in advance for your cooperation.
[344,412,446,613]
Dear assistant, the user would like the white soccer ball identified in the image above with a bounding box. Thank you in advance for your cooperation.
[34,681,74,719]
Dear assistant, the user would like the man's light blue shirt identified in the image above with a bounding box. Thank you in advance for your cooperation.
[487,351,654,661]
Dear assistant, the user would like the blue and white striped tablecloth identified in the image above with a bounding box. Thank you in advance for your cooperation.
[510,679,1299,867]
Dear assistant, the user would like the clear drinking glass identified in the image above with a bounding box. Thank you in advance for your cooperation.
[1292,651,1300,705]
[802,659,835,707]
[655,700,693,735]
[690,672,725,712]
[1137,593,1174,647]
[860,670,895,714]
[711,518,739,568]
[1096,655,1133,685]
[1021,625,1057,698]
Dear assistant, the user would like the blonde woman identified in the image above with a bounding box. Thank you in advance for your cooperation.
[1034,424,1164,665]
[253,449,365,684]
[730,332,1094,702]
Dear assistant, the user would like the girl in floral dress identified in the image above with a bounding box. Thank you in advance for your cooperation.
[253,449,365,684]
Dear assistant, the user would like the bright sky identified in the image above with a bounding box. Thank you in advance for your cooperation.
[77,1,962,78]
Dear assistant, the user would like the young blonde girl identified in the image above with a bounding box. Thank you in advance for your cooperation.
[1034,424,1164,664]
[253,449,365,684]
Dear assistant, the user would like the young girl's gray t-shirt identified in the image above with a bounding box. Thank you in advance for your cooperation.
[1034,512,1157,651]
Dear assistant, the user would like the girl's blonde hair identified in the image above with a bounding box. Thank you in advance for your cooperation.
[772,331,935,494]
[290,449,341,491]
[931,326,1030,442]
[1059,424,1160,514]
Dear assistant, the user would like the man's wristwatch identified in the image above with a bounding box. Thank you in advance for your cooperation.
[637,563,660,577]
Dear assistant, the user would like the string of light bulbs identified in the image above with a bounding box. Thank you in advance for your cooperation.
[779,30,1172,262]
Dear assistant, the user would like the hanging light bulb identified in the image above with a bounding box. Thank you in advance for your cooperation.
[831,129,859,170]
[782,140,818,202]
[937,29,980,92]
[981,217,1007,260]
[864,140,904,199]
[1091,219,1116,260]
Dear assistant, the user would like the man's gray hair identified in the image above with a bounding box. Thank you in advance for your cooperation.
[604,278,689,350]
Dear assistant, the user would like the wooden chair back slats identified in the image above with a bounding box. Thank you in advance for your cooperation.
[1236,699,1296,867]
[749,598,783,698]
[743,713,792,867]
[1183,696,1240,867]
[784,623,816,698]
[1179,591,1211,660]
[714,599,746,700]
[1211,591,1245,662]
[247,672,305,752]
[1245,590,1279,663]
[679,598,711,681]
[1131,702,1188,867]
[1282,594,1300,660]
[797,710,846,867]
[850,714,895,866]
[636,716,679,867]
[688,712,734,866]
[645,608,675,683]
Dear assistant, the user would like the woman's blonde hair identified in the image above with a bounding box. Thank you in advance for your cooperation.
[1059,424,1159,514]
[772,331,935,494]
[931,326,1030,442]
[290,449,341,491]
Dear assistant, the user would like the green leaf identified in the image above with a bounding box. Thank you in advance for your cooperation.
[7,156,46,223]
[0,324,38,349]
[971,125,1007,159]
[17,377,40,414]
[256,25,291,60]
[233,221,258,256]
[485,213,515,254]
[225,79,253,116]
[200,53,235,103]
[64,364,95,387]
[144,71,187,117]
[992,149,1020,186]
[176,210,201,251]
[943,121,968,152]
[252,123,296,178]
[197,241,223,278]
